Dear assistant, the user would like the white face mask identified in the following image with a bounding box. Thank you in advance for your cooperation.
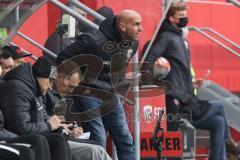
[182,27,189,40]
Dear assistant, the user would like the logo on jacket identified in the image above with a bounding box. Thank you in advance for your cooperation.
[127,49,133,61]
[35,98,43,111]
[143,105,153,123]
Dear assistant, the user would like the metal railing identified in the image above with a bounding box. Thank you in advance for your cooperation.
[228,0,240,7]
[16,31,57,58]
[5,0,48,46]
[2,0,101,55]
[69,0,105,22]
[49,0,99,30]
[200,27,240,50]
[0,0,24,25]
[2,0,100,59]
[189,26,240,58]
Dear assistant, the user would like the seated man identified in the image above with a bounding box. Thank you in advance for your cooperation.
[0,57,111,160]
[144,2,240,159]
[0,60,51,160]
[44,61,112,160]
[0,57,71,160]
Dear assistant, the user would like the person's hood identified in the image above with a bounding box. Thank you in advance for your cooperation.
[99,16,122,42]
[4,63,40,96]
[158,19,182,36]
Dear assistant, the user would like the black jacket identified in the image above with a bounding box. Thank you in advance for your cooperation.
[146,20,193,103]
[57,16,139,91]
[0,110,18,140]
[0,63,51,135]
[145,20,210,119]
[0,80,18,140]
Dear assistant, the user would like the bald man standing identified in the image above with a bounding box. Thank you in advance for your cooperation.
[57,9,143,160]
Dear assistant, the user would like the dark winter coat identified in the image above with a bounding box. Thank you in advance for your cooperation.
[57,16,139,92]
[0,63,51,135]
[0,80,18,140]
[145,20,209,119]
[0,110,18,140]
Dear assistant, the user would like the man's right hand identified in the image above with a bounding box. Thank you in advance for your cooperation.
[47,115,62,131]
[192,79,204,89]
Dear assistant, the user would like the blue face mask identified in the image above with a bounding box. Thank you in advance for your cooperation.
[177,17,189,28]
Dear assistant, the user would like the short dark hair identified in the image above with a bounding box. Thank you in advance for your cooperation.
[0,50,12,59]
[57,60,82,80]
[166,2,187,19]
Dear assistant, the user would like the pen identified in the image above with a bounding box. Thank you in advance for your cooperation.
[73,121,79,128]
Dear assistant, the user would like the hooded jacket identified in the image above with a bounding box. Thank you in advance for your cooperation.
[57,16,139,91]
[0,63,51,135]
[0,80,18,140]
[146,20,193,103]
[145,20,210,119]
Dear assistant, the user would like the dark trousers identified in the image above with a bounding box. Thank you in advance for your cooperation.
[167,96,228,160]
[166,97,181,131]
[6,133,71,160]
[42,133,71,160]
[0,143,35,160]
[193,100,228,160]
[6,134,51,160]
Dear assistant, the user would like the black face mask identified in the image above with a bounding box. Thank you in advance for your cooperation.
[176,17,188,28]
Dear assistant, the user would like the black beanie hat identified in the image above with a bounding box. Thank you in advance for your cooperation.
[32,57,51,78]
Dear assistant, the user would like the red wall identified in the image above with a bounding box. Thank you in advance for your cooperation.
[12,3,49,62]
[13,0,240,92]
[95,0,162,51]
[187,2,240,92]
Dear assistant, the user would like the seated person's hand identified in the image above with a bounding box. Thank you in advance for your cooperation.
[57,115,66,123]
[193,79,204,89]
[61,122,84,138]
[70,127,84,138]
[61,123,73,134]
[47,115,62,131]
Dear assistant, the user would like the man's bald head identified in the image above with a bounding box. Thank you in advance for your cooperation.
[116,9,143,41]
[117,10,141,24]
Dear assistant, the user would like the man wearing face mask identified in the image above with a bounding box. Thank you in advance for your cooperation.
[145,2,237,160]
[146,3,195,132]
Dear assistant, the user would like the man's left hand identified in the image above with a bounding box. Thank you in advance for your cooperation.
[70,127,84,138]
